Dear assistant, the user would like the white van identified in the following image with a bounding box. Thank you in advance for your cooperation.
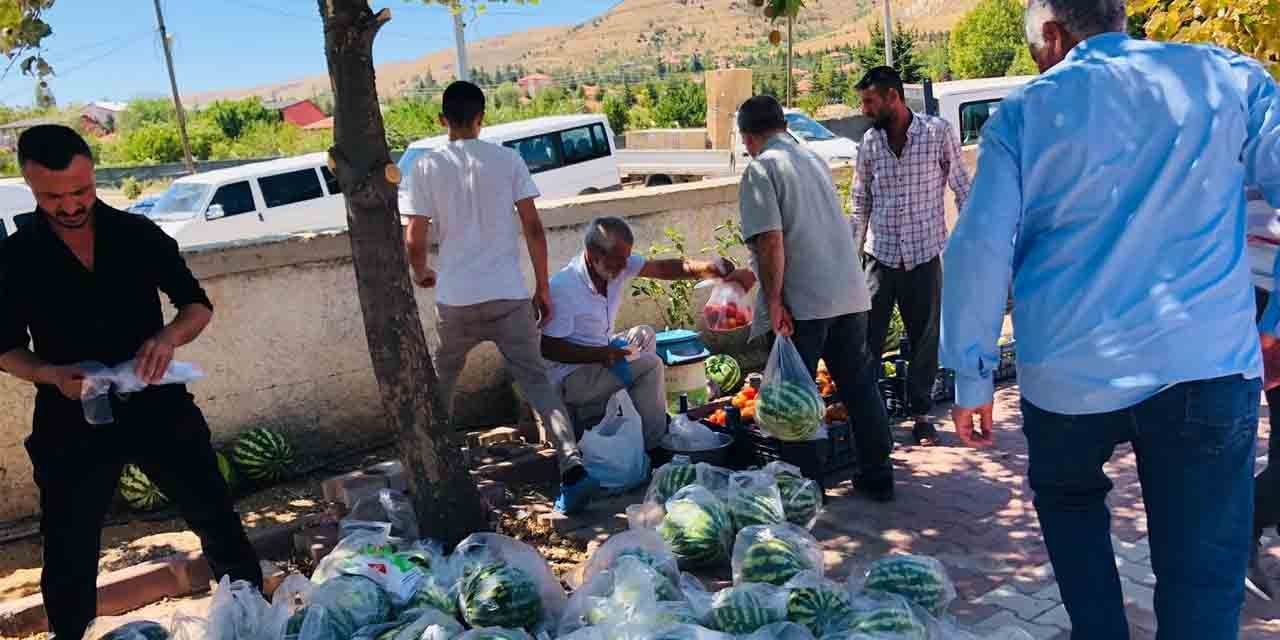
[399,114,621,200]
[0,180,37,240]
[146,153,346,248]
[904,76,1037,146]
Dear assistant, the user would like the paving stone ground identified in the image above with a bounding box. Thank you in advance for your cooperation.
[809,383,1280,639]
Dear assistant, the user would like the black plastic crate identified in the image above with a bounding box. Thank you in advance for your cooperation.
[879,356,910,419]
[743,421,855,491]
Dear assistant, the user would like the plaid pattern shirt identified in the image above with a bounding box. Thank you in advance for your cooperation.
[852,112,972,270]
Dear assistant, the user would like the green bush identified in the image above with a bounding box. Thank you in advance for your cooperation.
[122,177,143,200]
[949,0,1027,79]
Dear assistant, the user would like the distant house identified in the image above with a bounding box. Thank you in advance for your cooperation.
[0,116,60,150]
[517,74,555,98]
[302,117,334,131]
[264,98,328,128]
[80,101,128,133]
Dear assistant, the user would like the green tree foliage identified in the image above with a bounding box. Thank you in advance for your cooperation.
[652,79,706,128]
[919,36,952,81]
[949,0,1027,79]
[852,22,926,83]
[1006,46,1040,76]
[201,98,278,139]
[603,93,629,134]
[119,98,176,131]
[1130,0,1280,78]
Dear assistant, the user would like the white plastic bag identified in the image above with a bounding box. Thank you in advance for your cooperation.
[649,625,735,640]
[170,613,209,640]
[311,530,394,584]
[78,359,206,425]
[706,583,788,634]
[580,391,650,493]
[764,462,823,530]
[206,576,272,640]
[344,489,419,542]
[84,619,170,640]
[559,556,665,635]
[580,528,680,596]
[731,523,823,586]
[662,414,722,452]
[756,336,825,442]
[351,607,463,640]
[726,470,786,531]
[699,279,753,333]
[452,533,568,633]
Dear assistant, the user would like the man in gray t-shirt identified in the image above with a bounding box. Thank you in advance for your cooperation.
[736,95,895,501]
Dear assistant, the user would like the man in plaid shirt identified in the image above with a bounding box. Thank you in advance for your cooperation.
[852,66,972,445]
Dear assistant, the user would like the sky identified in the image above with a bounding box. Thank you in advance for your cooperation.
[0,0,622,106]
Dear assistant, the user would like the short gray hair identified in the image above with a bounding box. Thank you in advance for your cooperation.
[1025,0,1127,48]
[585,217,634,252]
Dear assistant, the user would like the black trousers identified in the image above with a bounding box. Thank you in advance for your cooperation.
[1255,289,1280,536]
[25,388,261,640]
[864,255,943,417]
[789,312,894,485]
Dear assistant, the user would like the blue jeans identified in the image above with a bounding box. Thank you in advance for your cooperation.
[1022,375,1259,640]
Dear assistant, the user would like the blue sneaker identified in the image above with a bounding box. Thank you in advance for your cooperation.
[554,474,600,515]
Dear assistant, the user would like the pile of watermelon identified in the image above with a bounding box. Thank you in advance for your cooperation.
[755,380,824,441]
[657,486,734,568]
[732,524,823,587]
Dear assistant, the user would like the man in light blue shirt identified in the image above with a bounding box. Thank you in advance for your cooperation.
[941,1,1280,637]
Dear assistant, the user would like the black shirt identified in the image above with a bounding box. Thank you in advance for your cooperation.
[0,202,212,402]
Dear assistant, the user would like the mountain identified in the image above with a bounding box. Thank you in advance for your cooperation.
[188,0,979,105]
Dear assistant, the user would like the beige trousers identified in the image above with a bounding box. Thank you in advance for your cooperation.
[559,326,669,450]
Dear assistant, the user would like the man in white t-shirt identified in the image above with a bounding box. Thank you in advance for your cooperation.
[400,81,584,511]
[542,217,755,467]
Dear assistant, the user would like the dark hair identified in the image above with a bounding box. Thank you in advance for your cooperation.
[737,95,787,136]
[1032,0,1127,39]
[855,66,905,101]
[442,81,486,128]
[18,124,92,170]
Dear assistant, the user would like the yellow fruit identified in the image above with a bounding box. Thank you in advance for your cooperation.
[769,30,782,45]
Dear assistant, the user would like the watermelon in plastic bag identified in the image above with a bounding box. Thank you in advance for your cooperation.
[784,571,854,637]
[658,485,734,569]
[351,607,462,640]
[453,629,534,640]
[732,523,823,587]
[452,533,567,633]
[707,583,789,634]
[859,554,956,616]
[726,470,786,531]
[296,575,394,640]
[92,621,170,640]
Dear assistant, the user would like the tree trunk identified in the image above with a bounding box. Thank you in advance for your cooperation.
[317,0,488,546]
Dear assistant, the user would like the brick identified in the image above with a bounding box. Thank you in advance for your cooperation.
[366,460,408,493]
[974,610,1065,640]
[974,586,1060,622]
[472,448,557,485]
[0,593,46,637]
[1032,604,1071,630]
[97,558,187,618]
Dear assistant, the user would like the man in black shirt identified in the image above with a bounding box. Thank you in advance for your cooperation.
[0,126,261,639]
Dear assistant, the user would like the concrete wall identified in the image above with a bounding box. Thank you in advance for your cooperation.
[0,178,754,524]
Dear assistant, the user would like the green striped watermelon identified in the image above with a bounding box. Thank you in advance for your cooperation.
[233,428,295,483]
[775,471,821,527]
[705,355,743,395]
[406,577,459,617]
[849,607,927,639]
[459,562,544,630]
[863,555,956,616]
[728,472,786,531]
[649,461,698,504]
[654,601,700,626]
[756,381,823,441]
[614,549,681,601]
[785,578,854,636]
[709,585,787,634]
[736,534,817,586]
[658,486,733,568]
[101,620,170,640]
[120,464,169,511]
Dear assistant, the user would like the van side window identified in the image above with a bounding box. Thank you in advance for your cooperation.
[209,181,255,218]
[958,99,1002,146]
[321,166,342,195]
[591,124,610,155]
[260,168,326,208]
[560,125,609,166]
[505,134,562,174]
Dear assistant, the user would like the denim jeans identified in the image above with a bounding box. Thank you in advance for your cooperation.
[1021,375,1259,640]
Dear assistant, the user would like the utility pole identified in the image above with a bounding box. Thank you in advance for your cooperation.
[453,11,470,82]
[152,0,195,174]
[786,15,794,108]
[882,0,895,67]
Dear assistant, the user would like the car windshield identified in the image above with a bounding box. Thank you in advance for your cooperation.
[149,183,211,221]
[785,113,837,142]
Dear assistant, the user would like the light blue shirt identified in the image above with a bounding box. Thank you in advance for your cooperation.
[941,33,1280,414]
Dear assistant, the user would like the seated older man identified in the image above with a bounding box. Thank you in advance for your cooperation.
[542,216,755,512]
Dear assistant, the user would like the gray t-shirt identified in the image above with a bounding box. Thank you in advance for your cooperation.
[738,134,871,337]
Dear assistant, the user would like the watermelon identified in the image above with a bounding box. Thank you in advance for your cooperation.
[364,608,463,640]
[736,533,817,586]
[755,381,823,441]
[786,580,854,636]
[708,585,787,634]
[863,555,956,616]
[727,473,786,531]
[615,549,681,600]
[705,355,743,395]
[775,471,822,528]
[233,428,295,483]
[849,608,927,639]
[654,601,701,626]
[459,562,544,630]
[649,461,698,504]
[303,575,394,640]
[658,486,734,568]
[120,464,169,511]
[405,578,459,617]
[215,451,238,492]
[454,629,534,640]
[101,620,170,640]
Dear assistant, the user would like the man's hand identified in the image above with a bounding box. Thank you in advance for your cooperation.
[533,286,553,329]
[601,345,632,368]
[951,403,995,448]
[47,365,88,401]
[136,334,176,385]
[413,268,438,289]
[724,268,757,293]
[769,299,794,337]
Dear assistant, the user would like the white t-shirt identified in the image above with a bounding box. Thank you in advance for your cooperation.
[399,138,540,306]
[542,252,647,384]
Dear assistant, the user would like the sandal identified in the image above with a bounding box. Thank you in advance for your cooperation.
[912,420,940,447]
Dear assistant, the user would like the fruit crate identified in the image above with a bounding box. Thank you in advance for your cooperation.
[695,401,855,490]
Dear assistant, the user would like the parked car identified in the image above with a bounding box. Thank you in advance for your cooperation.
[904,75,1038,146]
[399,114,622,200]
[128,195,159,216]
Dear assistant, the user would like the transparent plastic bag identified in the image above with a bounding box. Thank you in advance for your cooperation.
[311,530,393,584]
[344,489,419,542]
[454,628,534,640]
[844,590,928,640]
[296,575,394,640]
[85,619,170,640]
[559,556,662,635]
[756,336,825,442]
[763,462,823,530]
[170,613,209,640]
[662,414,722,452]
[700,279,753,333]
[351,607,463,640]
[452,533,568,633]
[78,359,206,425]
[627,502,666,530]
[706,583,788,634]
[983,628,1036,640]
[580,391,650,493]
[731,523,823,586]
[693,463,732,496]
[272,574,315,610]
[658,485,734,569]
[332,549,427,609]
[857,554,957,617]
[646,456,699,505]
[742,621,815,640]
[206,576,272,640]
[650,625,735,640]
[782,571,855,637]
[580,529,680,596]
[726,470,786,531]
